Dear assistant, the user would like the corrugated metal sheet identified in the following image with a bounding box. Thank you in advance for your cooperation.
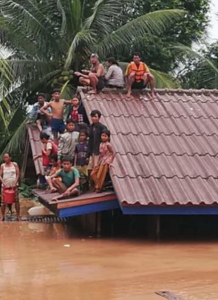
[80,89,218,206]
[27,125,44,175]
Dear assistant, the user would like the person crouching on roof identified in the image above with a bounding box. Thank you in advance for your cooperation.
[125,52,155,98]
[47,156,80,201]
[74,53,106,94]
[91,129,115,193]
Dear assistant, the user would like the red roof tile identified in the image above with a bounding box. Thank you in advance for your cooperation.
[80,89,218,206]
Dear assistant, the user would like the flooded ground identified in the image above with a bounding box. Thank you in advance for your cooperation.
[0,222,218,300]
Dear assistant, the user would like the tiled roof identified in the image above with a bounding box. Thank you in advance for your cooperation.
[80,88,218,206]
[27,125,44,175]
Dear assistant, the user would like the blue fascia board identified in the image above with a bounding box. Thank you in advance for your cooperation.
[121,205,218,215]
[58,199,120,218]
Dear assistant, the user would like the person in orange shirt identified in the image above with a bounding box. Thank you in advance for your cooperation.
[125,52,155,98]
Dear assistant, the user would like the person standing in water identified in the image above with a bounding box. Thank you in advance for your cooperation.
[0,153,20,221]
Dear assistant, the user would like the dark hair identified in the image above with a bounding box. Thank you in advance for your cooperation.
[66,118,75,125]
[90,110,101,118]
[62,155,73,163]
[40,132,50,140]
[102,129,111,141]
[50,154,58,162]
[52,88,61,94]
[106,57,119,66]
[79,130,88,138]
[4,153,12,158]
[37,93,45,99]
[133,52,141,58]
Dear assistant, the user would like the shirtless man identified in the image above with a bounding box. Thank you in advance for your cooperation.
[74,53,106,94]
[40,89,73,141]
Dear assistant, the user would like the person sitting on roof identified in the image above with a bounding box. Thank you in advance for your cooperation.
[125,52,155,98]
[47,156,80,201]
[74,53,106,94]
[28,93,52,132]
[104,57,124,89]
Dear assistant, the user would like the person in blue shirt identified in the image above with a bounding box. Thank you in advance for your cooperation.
[28,93,51,132]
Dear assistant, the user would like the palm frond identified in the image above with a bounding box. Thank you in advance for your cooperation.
[0,118,26,160]
[64,29,96,69]
[97,9,185,56]
[172,44,218,75]
[85,0,121,34]
[150,69,181,89]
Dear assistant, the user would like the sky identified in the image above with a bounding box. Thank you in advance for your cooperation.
[209,0,218,41]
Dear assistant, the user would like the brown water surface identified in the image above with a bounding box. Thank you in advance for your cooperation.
[0,222,217,300]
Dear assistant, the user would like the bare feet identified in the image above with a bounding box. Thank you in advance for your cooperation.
[0,216,5,222]
[50,187,57,193]
[126,91,131,98]
[87,89,97,94]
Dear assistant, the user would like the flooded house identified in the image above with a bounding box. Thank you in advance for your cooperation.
[23,88,218,236]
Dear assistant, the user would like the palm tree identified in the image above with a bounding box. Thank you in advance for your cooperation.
[0,0,185,156]
[172,43,218,89]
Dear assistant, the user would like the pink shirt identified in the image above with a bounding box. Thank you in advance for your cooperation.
[98,142,113,165]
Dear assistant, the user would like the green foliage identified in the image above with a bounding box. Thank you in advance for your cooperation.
[19,182,38,200]
[0,0,186,157]
[120,0,210,72]
[177,42,218,89]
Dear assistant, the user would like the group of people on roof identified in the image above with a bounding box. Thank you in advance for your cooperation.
[74,52,155,97]
[0,52,154,220]
[28,89,114,202]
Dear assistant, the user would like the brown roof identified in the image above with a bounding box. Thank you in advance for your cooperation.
[27,125,44,175]
[80,88,218,206]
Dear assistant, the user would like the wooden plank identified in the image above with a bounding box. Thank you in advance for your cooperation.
[57,195,117,209]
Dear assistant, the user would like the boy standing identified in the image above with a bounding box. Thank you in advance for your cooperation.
[74,130,89,192]
[40,89,74,141]
[58,119,79,164]
[88,110,107,171]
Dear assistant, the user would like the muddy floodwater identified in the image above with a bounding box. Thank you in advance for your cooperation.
[0,223,218,300]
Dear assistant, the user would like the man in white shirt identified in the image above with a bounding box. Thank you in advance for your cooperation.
[105,57,124,88]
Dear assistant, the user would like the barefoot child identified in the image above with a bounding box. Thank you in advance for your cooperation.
[48,156,80,201]
[58,119,79,164]
[34,132,58,187]
[90,130,114,193]
[40,89,74,141]
[45,154,61,190]
[74,130,89,192]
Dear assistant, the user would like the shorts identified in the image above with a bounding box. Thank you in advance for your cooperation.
[1,187,19,205]
[50,118,65,134]
[88,155,99,170]
[96,77,105,91]
[132,80,146,90]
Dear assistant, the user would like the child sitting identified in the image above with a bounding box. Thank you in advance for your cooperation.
[45,154,61,190]
[91,129,114,193]
[74,130,89,192]
[58,119,79,164]
[48,156,80,201]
